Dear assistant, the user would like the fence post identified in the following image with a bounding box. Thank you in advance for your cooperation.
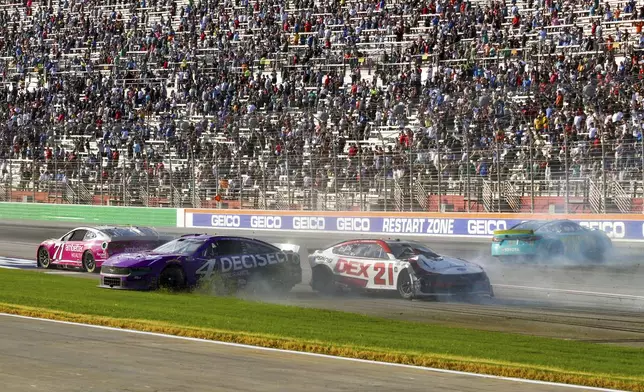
[238,134,243,209]
[310,148,315,210]
[146,157,150,207]
[529,134,535,213]
[122,157,126,206]
[408,147,413,212]
[465,135,470,213]
[437,142,442,212]
[496,140,501,212]
[358,150,363,211]
[641,137,644,213]
[32,156,36,202]
[99,153,104,205]
[333,141,338,211]
[383,150,388,212]
[262,158,267,209]
[53,131,58,204]
[601,132,607,213]
[285,141,291,210]
[191,147,196,208]
[169,154,173,207]
[564,127,569,214]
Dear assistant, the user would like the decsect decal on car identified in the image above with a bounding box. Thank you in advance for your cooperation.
[196,252,291,278]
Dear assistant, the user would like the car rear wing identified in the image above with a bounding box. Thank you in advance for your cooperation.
[273,243,301,253]
[492,229,535,238]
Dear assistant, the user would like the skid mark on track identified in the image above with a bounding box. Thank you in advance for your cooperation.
[496,284,644,301]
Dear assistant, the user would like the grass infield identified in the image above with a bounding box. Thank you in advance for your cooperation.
[0,269,642,391]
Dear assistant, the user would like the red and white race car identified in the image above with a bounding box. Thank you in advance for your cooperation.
[309,239,494,300]
[37,226,168,273]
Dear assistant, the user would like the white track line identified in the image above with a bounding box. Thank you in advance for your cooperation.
[0,313,626,392]
[495,285,644,300]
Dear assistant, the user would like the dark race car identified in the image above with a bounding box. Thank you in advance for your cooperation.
[99,234,302,292]
[309,239,494,300]
[37,226,167,273]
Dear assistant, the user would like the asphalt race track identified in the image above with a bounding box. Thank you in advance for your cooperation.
[0,314,605,392]
[0,221,643,347]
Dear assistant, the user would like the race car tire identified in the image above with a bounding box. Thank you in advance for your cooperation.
[544,240,564,260]
[583,240,606,262]
[37,247,52,269]
[82,252,98,273]
[396,270,414,300]
[311,265,337,295]
[159,265,186,290]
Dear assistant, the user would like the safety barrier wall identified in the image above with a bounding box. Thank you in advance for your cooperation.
[178,209,644,242]
[0,202,177,227]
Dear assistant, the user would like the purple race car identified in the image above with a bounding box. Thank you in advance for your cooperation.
[99,234,302,292]
[37,226,167,273]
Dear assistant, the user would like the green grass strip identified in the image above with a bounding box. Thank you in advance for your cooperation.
[0,269,642,391]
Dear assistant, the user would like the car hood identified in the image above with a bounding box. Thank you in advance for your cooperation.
[102,252,181,268]
[410,255,485,275]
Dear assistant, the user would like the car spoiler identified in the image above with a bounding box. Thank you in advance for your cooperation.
[492,229,534,237]
[273,243,301,253]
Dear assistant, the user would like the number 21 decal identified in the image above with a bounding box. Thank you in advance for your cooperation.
[374,262,394,286]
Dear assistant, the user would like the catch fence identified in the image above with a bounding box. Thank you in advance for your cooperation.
[1,138,643,214]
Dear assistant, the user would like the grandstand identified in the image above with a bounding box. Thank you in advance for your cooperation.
[1,0,644,213]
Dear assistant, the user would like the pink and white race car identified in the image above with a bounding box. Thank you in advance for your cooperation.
[37,226,168,273]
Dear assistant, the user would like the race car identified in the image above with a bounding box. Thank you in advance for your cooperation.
[99,234,302,292]
[37,226,167,273]
[491,219,613,262]
[309,239,493,300]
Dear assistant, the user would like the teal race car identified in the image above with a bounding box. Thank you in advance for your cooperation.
[491,220,613,262]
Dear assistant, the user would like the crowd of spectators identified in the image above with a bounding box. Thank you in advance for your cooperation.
[1,0,644,210]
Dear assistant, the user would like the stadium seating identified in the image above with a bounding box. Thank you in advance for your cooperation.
[1,0,643,213]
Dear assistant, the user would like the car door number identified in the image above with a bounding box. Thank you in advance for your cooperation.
[52,243,64,261]
[373,262,394,286]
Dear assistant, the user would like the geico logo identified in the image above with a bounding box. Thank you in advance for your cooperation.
[220,253,287,273]
[64,244,84,252]
[293,216,326,230]
[250,215,282,229]
[579,221,626,239]
[334,259,369,278]
[467,219,507,235]
[210,215,241,227]
[336,217,370,231]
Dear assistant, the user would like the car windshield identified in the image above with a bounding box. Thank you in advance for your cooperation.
[510,221,548,231]
[152,238,205,255]
[101,227,159,238]
[387,241,440,259]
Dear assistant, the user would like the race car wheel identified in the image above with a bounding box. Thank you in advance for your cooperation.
[37,247,52,269]
[311,266,336,295]
[583,243,605,262]
[159,266,186,290]
[82,252,97,273]
[397,270,414,300]
[545,241,564,260]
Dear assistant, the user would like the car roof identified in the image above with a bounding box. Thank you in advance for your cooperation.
[514,219,575,229]
[177,234,275,243]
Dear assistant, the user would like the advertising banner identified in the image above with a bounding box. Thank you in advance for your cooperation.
[179,210,644,241]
